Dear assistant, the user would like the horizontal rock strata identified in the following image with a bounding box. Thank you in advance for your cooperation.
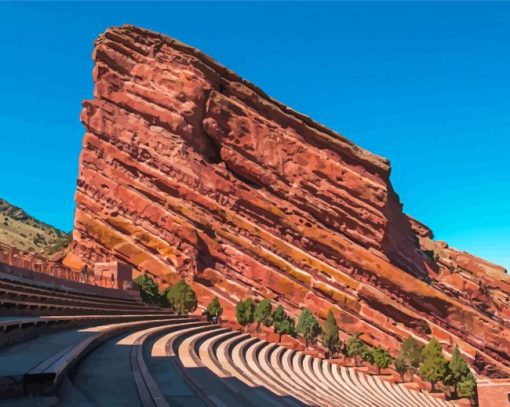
[66,25,510,378]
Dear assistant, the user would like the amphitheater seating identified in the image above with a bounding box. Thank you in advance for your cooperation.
[0,317,190,398]
[0,271,180,358]
[0,273,454,406]
[0,272,165,317]
[143,327,454,407]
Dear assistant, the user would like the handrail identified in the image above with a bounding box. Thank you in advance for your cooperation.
[0,243,80,282]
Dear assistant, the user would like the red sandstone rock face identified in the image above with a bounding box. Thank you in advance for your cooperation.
[66,25,510,378]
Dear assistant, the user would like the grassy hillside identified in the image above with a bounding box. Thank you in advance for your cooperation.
[0,198,72,257]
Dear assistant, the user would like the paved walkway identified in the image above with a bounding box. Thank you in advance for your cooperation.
[58,330,141,406]
[143,333,207,407]
[0,329,92,376]
[0,316,39,321]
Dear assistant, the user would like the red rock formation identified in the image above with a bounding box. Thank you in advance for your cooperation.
[65,25,510,378]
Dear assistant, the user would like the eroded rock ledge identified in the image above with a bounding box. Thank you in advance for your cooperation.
[65,25,510,378]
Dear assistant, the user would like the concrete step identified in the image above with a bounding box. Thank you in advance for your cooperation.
[0,316,183,398]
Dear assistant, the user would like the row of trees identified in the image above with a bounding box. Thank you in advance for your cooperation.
[342,331,476,398]
[134,275,198,315]
[235,299,347,361]
[234,297,476,399]
[235,298,315,343]
[394,336,476,399]
[134,278,476,401]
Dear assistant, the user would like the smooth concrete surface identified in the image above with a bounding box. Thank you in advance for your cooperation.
[0,314,455,407]
[58,329,142,406]
[0,329,93,376]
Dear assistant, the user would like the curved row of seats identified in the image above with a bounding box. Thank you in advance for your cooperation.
[0,273,165,316]
[0,270,453,407]
[0,278,138,306]
[143,325,453,407]
[0,316,189,399]
[0,272,176,354]
[0,312,453,406]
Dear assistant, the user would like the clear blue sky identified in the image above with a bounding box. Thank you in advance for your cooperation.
[0,2,508,271]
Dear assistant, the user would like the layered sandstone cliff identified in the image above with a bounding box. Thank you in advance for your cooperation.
[65,25,510,378]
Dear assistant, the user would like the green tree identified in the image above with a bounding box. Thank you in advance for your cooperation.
[361,345,374,364]
[456,376,476,399]
[275,315,296,342]
[395,356,408,382]
[272,305,286,325]
[166,278,198,315]
[236,299,249,330]
[445,346,469,385]
[272,305,295,342]
[244,298,255,329]
[236,298,255,331]
[254,299,272,332]
[372,348,393,374]
[297,308,321,348]
[398,336,423,378]
[446,346,476,399]
[134,274,161,305]
[346,333,366,367]
[322,309,341,358]
[204,296,223,322]
[418,338,447,391]
[158,286,172,308]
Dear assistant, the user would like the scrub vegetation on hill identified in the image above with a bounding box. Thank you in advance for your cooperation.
[0,198,72,257]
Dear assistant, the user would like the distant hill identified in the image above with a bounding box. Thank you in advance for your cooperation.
[0,198,71,258]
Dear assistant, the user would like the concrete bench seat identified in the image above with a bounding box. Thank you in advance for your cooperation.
[258,343,317,405]
[299,354,332,403]
[125,320,206,407]
[252,342,309,405]
[309,356,354,406]
[329,361,379,407]
[311,356,352,405]
[298,353,341,406]
[385,376,445,407]
[152,325,248,406]
[279,349,330,406]
[0,287,160,314]
[0,316,182,399]
[290,351,336,405]
[228,336,305,407]
[364,371,417,407]
[230,337,261,383]
[215,333,257,388]
[323,363,366,407]
[318,360,362,407]
[381,377,431,407]
[267,345,319,406]
[0,284,143,307]
[199,330,241,379]
[179,327,291,406]
[205,335,305,407]
[56,318,203,406]
[0,279,139,307]
[352,367,399,407]
[0,296,166,317]
[344,365,397,407]
[0,271,136,303]
[244,340,291,398]
[0,313,176,349]
[179,327,229,368]
[243,340,301,406]
[0,301,455,407]
[144,323,454,407]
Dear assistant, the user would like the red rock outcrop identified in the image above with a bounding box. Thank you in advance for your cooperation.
[65,25,510,378]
